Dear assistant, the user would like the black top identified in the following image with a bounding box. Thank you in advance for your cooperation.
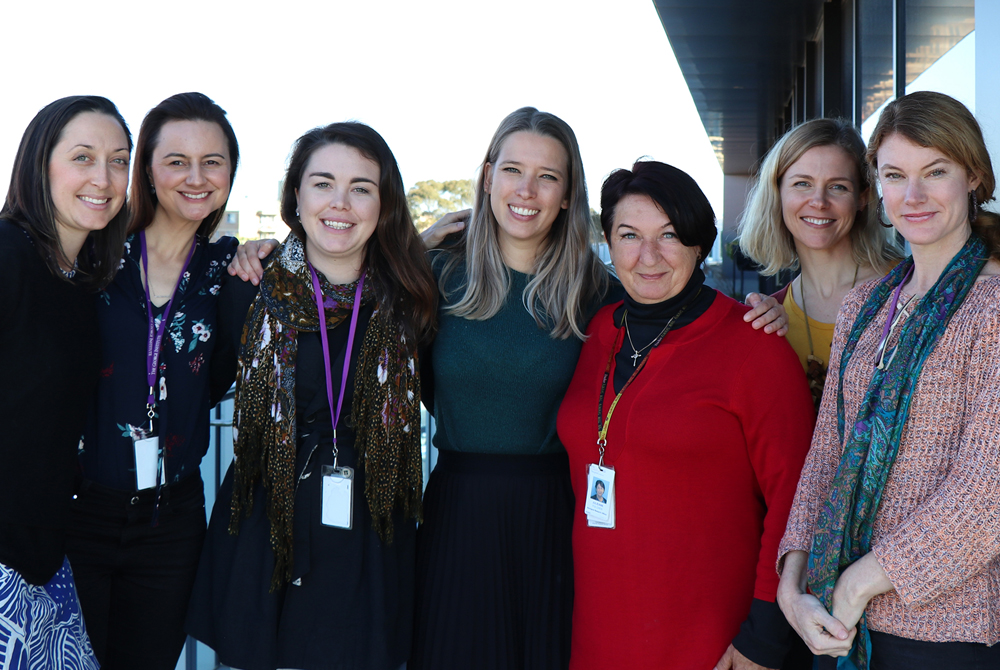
[187,267,416,670]
[0,219,100,584]
[80,233,238,490]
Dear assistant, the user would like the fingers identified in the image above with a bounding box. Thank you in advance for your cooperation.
[743,295,788,335]
[712,644,735,670]
[229,241,266,285]
[421,209,470,249]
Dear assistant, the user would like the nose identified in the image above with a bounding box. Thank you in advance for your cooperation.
[904,179,925,205]
[186,163,207,186]
[808,187,829,209]
[514,174,537,200]
[91,163,110,189]
[328,185,350,210]
[639,238,661,266]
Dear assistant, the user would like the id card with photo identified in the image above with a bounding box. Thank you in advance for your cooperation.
[133,435,165,490]
[585,463,616,528]
[321,465,354,529]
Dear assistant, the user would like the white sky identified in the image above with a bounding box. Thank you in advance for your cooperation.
[1,0,722,220]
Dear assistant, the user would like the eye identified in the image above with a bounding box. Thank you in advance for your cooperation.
[170,160,186,167]
[792,180,810,188]
[111,157,129,166]
[830,184,849,192]
[540,173,559,182]
[929,168,946,177]
[352,186,372,195]
[882,171,902,181]
[618,231,636,240]
[204,159,220,166]
[315,181,331,189]
[502,167,521,174]
[74,154,92,163]
[662,231,677,239]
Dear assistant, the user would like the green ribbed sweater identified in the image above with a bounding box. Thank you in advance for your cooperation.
[427,262,615,455]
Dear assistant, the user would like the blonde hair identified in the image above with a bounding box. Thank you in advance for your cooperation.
[439,107,608,340]
[866,91,1000,258]
[738,118,902,276]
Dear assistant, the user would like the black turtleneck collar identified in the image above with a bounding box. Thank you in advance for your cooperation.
[610,267,716,393]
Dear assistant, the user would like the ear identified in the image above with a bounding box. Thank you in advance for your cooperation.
[483,163,493,195]
[561,195,569,210]
[857,186,870,213]
[969,170,983,193]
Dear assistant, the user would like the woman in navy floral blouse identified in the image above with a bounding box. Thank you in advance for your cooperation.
[65,92,242,670]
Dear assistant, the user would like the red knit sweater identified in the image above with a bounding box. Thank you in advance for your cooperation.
[557,293,814,669]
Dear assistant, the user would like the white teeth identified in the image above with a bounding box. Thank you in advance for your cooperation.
[803,217,834,225]
[510,205,540,216]
[322,220,352,230]
[183,192,209,200]
[79,196,109,205]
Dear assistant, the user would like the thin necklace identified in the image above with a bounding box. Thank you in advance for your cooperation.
[798,263,859,362]
[622,311,656,367]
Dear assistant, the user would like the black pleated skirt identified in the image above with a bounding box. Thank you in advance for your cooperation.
[411,450,574,670]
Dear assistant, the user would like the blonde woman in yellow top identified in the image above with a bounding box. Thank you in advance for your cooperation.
[739,118,902,409]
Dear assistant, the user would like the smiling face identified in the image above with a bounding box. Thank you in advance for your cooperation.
[484,131,570,262]
[295,142,381,282]
[609,194,701,304]
[48,111,130,249]
[779,144,865,254]
[876,133,979,254]
[149,120,232,227]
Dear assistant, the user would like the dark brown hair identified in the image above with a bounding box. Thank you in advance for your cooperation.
[281,122,437,344]
[1,95,132,290]
[129,92,239,239]
[601,160,717,260]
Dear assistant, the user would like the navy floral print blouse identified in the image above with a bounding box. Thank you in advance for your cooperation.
[80,234,239,491]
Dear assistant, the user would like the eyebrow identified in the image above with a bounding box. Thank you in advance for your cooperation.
[500,160,565,177]
[70,144,130,153]
[787,173,854,182]
[880,157,951,171]
[615,221,674,231]
[163,152,226,160]
[308,171,378,185]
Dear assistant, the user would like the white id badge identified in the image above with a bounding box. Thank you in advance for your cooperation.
[133,435,165,490]
[321,465,354,529]
[585,463,616,529]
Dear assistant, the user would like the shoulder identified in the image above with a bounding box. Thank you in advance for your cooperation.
[204,235,238,262]
[0,219,34,254]
[0,219,39,281]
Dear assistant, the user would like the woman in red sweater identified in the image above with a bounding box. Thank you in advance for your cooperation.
[557,160,814,669]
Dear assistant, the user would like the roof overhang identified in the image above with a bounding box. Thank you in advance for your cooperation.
[654,0,826,174]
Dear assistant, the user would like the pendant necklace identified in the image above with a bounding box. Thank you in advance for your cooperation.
[796,263,858,407]
[622,311,656,367]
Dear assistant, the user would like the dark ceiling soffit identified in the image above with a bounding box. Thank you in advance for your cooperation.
[654,0,825,175]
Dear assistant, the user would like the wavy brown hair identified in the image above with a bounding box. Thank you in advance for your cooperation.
[866,91,1000,259]
[281,122,437,344]
[2,95,132,290]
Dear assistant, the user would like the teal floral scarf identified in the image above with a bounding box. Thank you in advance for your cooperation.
[807,234,988,670]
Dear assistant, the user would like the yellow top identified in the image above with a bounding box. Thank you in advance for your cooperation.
[782,284,836,373]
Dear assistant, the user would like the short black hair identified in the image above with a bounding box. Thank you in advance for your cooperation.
[600,160,717,261]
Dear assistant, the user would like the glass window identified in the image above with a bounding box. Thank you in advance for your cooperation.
[858,0,894,123]
[905,0,974,86]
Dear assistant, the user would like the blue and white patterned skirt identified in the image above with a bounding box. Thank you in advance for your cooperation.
[0,556,98,670]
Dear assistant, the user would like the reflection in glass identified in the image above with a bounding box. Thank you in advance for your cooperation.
[859,0,893,123]
[905,0,974,86]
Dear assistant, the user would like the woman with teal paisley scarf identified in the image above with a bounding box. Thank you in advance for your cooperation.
[777,91,1000,670]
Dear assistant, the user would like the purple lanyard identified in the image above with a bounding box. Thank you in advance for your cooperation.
[309,263,365,461]
[140,231,197,428]
[874,265,914,368]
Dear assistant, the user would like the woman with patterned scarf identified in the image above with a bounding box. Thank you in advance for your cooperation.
[777,92,1000,670]
[186,122,437,670]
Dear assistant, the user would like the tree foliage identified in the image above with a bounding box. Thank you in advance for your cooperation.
[406,179,474,231]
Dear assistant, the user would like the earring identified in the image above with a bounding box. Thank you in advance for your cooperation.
[969,190,979,225]
[295,209,300,220]
[150,184,156,195]
[877,198,893,228]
